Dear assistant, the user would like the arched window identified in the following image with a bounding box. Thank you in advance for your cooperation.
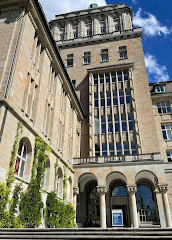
[56,168,63,198]
[111,182,127,197]
[15,140,27,178]
[137,182,158,224]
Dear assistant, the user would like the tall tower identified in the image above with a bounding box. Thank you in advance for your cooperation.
[50,3,172,229]
[50,3,159,159]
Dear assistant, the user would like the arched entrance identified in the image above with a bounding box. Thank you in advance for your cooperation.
[86,181,100,227]
[110,181,130,227]
[137,181,159,225]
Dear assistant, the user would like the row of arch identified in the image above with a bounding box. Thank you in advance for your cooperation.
[14,137,73,201]
[77,171,161,227]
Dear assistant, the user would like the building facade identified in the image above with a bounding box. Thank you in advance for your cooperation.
[0,0,172,230]
[50,3,172,228]
[0,0,84,206]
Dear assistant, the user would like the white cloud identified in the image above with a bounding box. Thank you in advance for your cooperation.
[39,0,107,21]
[145,53,170,82]
[133,8,170,37]
[131,0,138,4]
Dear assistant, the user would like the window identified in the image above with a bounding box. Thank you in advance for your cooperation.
[119,46,128,59]
[166,151,172,162]
[101,116,106,133]
[137,183,158,223]
[123,70,129,81]
[66,54,74,67]
[101,49,109,62]
[121,114,127,131]
[131,142,137,154]
[161,125,172,140]
[102,144,107,156]
[119,90,124,104]
[94,117,99,135]
[157,102,171,114]
[116,142,122,155]
[124,142,129,154]
[105,74,110,83]
[15,140,27,178]
[60,28,65,41]
[94,75,98,85]
[83,51,91,65]
[86,23,92,36]
[100,21,106,34]
[155,85,165,93]
[112,183,127,197]
[128,114,134,131]
[126,89,131,104]
[113,92,118,105]
[95,144,100,156]
[94,93,98,107]
[109,144,114,156]
[100,92,105,107]
[108,115,113,133]
[73,25,78,38]
[106,92,111,106]
[100,75,104,84]
[117,71,122,82]
[111,73,116,83]
[115,115,120,132]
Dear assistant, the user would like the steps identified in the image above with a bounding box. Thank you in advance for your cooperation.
[0,228,172,239]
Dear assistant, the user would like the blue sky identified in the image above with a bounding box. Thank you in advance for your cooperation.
[39,0,172,83]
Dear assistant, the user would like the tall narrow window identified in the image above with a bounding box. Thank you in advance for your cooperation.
[115,115,120,132]
[94,75,98,85]
[121,114,127,131]
[101,49,109,62]
[109,144,114,156]
[101,116,106,134]
[60,28,65,40]
[116,142,122,155]
[128,114,134,131]
[86,23,92,36]
[113,92,118,105]
[15,140,27,178]
[95,144,100,156]
[94,93,98,108]
[108,115,113,133]
[100,20,106,34]
[107,92,111,106]
[95,117,99,135]
[66,54,74,67]
[123,142,129,154]
[102,144,107,156]
[73,25,78,38]
[161,125,172,140]
[83,51,91,64]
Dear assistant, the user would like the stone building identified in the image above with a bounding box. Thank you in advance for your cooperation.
[0,0,172,230]
[0,0,84,205]
[50,3,172,228]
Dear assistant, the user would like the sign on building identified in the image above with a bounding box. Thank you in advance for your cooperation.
[112,209,123,227]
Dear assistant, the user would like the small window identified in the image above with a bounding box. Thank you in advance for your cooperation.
[155,85,165,93]
[101,116,106,134]
[94,117,99,135]
[116,142,122,155]
[166,151,172,162]
[94,75,98,85]
[102,144,107,156]
[161,125,172,140]
[83,51,91,65]
[86,23,92,36]
[109,144,114,156]
[124,142,129,155]
[119,46,128,59]
[157,102,171,114]
[108,115,113,133]
[94,93,98,108]
[101,49,109,62]
[100,21,106,34]
[66,54,74,67]
[73,26,78,38]
[95,144,100,156]
[60,28,65,41]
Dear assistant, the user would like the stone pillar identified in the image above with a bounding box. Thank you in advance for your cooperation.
[154,187,166,228]
[158,184,172,228]
[93,18,100,35]
[73,187,79,224]
[97,186,107,228]
[127,185,139,228]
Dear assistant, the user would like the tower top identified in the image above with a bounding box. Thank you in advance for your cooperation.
[89,3,98,9]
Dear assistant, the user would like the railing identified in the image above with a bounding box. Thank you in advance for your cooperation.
[73,152,161,165]
[56,28,142,45]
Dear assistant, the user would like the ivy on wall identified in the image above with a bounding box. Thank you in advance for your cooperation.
[0,123,75,228]
[19,136,51,228]
[0,121,23,228]
[45,191,75,228]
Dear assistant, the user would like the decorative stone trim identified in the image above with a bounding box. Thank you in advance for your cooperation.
[97,186,107,194]
[158,184,168,193]
[127,185,137,193]
[73,187,79,195]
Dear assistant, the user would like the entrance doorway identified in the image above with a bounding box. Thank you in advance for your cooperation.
[110,181,130,227]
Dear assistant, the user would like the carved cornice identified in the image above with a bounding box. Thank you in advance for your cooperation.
[73,187,79,195]
[158,184,168,193]
[97,186,107,194]
[127,185,137,193]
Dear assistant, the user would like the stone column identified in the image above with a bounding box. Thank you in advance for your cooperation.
[154,187,166,228]
[158,184,172,228]
[73,187,79,211]
[97,186,107,228]
[127,185,139,228]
